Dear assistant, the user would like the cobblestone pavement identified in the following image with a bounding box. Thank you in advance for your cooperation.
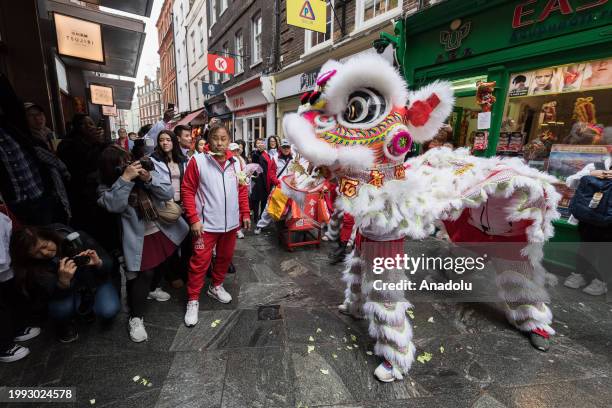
[1,230,611,408]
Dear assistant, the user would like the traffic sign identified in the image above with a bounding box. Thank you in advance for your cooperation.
[287,0,327,34]
[207,53,235,74]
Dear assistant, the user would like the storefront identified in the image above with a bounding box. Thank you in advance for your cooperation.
[205,94,233,139]
[398,0,612,268]
[276,68,320,138]
[225,76,271,153]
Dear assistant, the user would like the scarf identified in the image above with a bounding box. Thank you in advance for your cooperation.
[32,146,71,219]
[128,185,158,221]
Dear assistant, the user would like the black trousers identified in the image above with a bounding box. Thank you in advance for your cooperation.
[576,222,612,281]
[0,279,29,350]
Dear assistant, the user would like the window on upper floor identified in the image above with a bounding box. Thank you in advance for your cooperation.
[222,41,230,82]
[221,0,228,14]
[190,31,196,63]
[251,13,262,65]
[198,19,204,56]
[356,0,402,28]
[234,30,244,75]
[209,0,217,26]
[305,0,333,52]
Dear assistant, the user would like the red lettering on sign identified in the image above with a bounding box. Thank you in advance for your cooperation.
[512,0,537,29]
[538,0,573,22]
[576,0,608,11]
[232,97,245,108]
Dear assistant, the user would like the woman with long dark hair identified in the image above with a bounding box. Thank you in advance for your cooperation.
[267,135,279,159]
[149,130,189,291]
[9,225,119,343]
[97,146,188,342]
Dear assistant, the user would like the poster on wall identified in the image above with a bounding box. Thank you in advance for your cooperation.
[90,84,114,106]
[508,72,532,97]
[529,67,562,95]
[561,63,586,92]
[581,58,612,89]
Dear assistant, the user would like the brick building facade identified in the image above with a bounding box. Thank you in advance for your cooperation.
[157,0,178,108]
[205,0,278,149]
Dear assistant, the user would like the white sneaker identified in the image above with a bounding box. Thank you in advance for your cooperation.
[184,300,199,327]
[128,317,148,343]
[583,279,608,296]
[564,273,586,289]
[207,284,232,304]
[373,360,403,383]
[147,287,171,302]
[0,344,30,363]
[237,229,245,239]
[254,228,261,235]
[14,327,41,342]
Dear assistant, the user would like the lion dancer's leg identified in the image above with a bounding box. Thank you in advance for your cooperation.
[361,236,415,382]
[330,213,355,265]
[338,244,365,319]
[494,245,555,351]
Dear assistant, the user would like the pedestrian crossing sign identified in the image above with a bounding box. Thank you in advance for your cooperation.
[287,0,327,34]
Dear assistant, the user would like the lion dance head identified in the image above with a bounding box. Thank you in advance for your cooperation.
[283,53,454,174]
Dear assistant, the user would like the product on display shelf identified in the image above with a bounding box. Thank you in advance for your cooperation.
[472,130,488,151]
[475,80,496,112]
[283,53,561,383]
[523,130,557,161]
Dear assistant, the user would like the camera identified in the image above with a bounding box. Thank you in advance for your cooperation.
[139,157,155,171]
[114,157,155,177]
[71,255,91,268]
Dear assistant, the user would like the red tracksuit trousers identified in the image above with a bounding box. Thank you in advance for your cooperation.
[187,229,238,301]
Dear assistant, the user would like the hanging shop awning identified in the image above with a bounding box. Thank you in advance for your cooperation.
[47,0,146,78]
[82,72,135,110]
[76,0,154,17]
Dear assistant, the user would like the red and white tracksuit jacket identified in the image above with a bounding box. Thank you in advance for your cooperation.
[181,151,249,299]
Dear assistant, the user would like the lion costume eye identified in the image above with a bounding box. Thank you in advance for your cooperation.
[339,88,388,128]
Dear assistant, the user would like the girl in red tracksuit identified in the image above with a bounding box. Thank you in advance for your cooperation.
[181,125,250,327]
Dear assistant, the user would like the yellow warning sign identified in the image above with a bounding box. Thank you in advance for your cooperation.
[287,0,327,34]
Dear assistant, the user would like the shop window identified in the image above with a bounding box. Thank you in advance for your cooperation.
[357,0,401,28]
[198,19,204,56]
[252,13,262,65]
[304,1,333,52]
[502,58,612,217]
[235,30,244,74]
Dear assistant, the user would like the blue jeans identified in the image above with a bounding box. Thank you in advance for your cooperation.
[48,281,120,321]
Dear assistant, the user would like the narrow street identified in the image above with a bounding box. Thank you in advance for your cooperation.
[1,230,610,408]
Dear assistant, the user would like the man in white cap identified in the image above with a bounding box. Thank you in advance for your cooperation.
[254,140,306,234]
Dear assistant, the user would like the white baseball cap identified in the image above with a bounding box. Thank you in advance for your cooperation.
[229,142,240,150]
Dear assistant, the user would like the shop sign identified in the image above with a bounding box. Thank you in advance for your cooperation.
[287,0,327,34]
[54,13,104,63]
[202,82,222,96]
[208,54,235,74]
[90,84,114,106]
[226,86,267,111]
[436,19,474,64]
[102,104,117,117]
[300,68,320,92]
[408,0,612,68]
[510,0,611,43]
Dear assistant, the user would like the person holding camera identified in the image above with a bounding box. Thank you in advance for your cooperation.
[149,130,189,293]
[97,146,188,342]
[9,225,119,343]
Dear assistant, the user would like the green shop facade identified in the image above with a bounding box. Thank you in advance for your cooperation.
[393,0,612,268]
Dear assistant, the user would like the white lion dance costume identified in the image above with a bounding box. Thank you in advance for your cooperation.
[283,54,561,382]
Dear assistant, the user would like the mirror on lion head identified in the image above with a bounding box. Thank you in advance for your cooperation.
[283,53,455,171]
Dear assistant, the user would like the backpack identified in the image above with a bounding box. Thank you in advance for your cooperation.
[568,162,612,227]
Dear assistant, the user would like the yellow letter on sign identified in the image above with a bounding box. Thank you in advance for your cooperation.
[287,0,328,34]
